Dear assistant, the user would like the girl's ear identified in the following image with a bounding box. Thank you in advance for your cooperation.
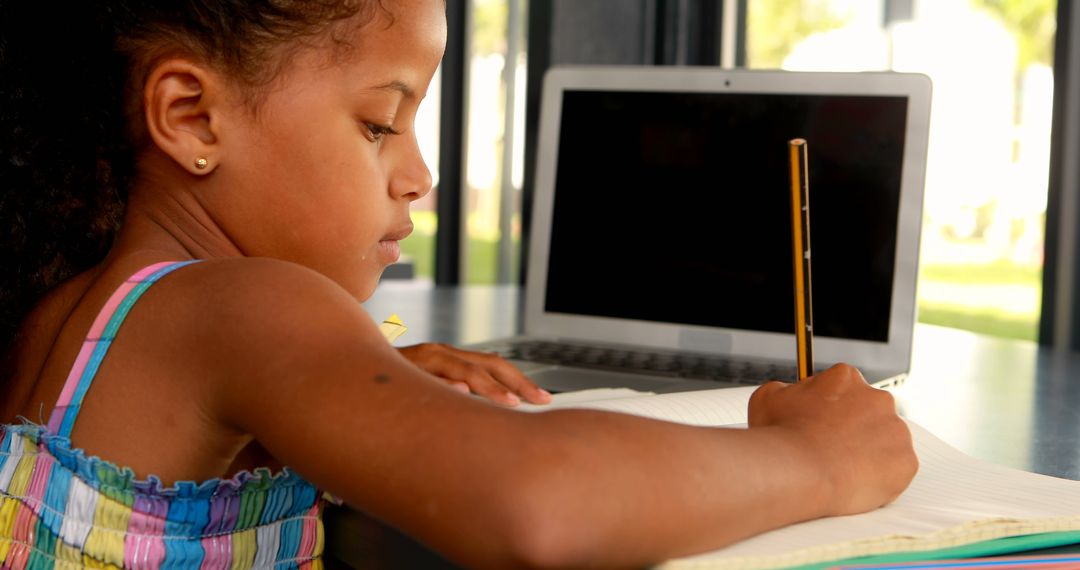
[143,59,227,175]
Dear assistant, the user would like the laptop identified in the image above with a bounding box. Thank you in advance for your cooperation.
[474,66,932,394]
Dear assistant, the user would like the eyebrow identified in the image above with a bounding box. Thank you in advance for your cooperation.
[369,80,415,99]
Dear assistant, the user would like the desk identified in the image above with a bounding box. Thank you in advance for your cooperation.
[328,282,1080,567]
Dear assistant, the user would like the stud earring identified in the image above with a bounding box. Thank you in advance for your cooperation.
[194,157,209,170]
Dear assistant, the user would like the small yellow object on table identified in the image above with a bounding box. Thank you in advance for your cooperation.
[378,314,408,343]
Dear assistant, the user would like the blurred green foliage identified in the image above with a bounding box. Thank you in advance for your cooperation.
[973,0,1057,70]
[747,0,848,68]
[919,262,1042,341]
[472,0,508,55]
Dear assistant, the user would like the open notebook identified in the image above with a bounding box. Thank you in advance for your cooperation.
[519,389,1080,570]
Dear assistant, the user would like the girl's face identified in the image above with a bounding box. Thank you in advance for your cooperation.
[209,0,445,300]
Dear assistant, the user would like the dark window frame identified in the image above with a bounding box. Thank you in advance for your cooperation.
[435,0,468,285]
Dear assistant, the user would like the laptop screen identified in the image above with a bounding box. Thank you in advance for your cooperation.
[544,89,909,343]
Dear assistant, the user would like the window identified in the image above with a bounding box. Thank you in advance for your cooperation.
[463,0,528,284]
[397,0,527,285]
[747,0,1057,341]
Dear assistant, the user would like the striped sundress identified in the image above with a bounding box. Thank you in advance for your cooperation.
[0,261,326,569]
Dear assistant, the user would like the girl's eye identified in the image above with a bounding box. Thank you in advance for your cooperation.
[364,123,401,143]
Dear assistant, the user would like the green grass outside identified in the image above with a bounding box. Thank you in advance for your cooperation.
[399,231,435,279]
[917,261,1042,342]
[917,303,1039,341]
[397,219,509,284]
[464,238,505,284]
[920,261,1042,286]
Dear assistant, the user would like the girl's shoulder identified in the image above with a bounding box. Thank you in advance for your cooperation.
[177,256,350,302]
[164,256,351,302]
[6,256,383,424]
[9,255,396,482]
[144,256,386,369]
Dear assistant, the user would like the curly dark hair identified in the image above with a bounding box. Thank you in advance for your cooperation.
[0,1,379,382]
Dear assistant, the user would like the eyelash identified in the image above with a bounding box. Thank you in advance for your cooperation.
[364,123,401,143]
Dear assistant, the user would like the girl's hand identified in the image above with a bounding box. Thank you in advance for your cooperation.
[397,343,553,406]
[748,363,918,517]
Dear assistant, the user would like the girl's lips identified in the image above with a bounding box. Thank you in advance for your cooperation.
[376,222,412,264]
[382,223,414,242]
[378,239,401,263]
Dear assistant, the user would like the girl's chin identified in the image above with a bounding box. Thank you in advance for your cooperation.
[340,246,402,301]
[338,265,381,302]
[351,277,380,303]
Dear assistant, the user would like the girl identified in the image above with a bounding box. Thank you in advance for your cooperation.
[0,1,917,568]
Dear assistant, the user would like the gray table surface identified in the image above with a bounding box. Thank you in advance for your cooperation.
[328,282,1080,566]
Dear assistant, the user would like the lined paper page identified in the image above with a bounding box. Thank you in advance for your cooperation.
[663,422,1080,570]
[518,386,757,426]
[516,388,655,411]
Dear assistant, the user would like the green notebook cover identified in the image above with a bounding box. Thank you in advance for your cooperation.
[787,530,1080,570]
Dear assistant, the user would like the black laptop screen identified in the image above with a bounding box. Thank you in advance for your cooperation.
[544,89,908,343]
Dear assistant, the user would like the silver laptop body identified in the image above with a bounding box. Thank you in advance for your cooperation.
[476,66,932,394]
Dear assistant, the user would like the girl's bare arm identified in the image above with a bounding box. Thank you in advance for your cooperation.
[199,260,915,568]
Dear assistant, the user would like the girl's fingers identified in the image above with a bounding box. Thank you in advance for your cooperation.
[450,381,470,394]
[747,380,791,427]
[447,348,552,404]
[446,358,520,405]
[399,344,551,406]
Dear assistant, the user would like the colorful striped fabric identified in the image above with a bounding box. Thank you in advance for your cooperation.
[0,261,325,569]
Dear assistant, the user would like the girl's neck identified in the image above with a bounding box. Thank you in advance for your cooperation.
[118,168,245,262]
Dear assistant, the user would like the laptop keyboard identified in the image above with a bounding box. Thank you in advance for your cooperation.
[491,339,807,385]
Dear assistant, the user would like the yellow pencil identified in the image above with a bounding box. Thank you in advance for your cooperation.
[788,138,814,381]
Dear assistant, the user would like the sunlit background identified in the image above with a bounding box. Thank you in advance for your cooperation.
[400,0,1056,342]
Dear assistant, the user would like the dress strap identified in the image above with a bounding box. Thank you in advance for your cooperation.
[46,260,201,437]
